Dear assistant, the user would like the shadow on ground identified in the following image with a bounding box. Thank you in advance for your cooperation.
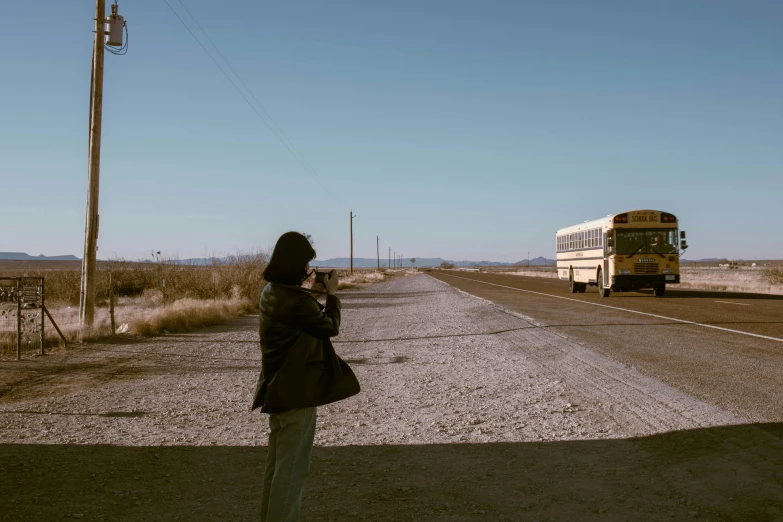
[2,423,783,521]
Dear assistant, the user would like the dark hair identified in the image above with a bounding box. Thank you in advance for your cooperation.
[263,232,317,285]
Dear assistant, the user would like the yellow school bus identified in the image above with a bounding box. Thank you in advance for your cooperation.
[555,210,688,297]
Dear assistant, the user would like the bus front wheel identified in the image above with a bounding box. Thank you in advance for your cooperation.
[654,284,666,297]
[597,268,610,298]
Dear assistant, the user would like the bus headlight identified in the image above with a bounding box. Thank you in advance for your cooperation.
[619,269,631,275]
[663,269,674,274]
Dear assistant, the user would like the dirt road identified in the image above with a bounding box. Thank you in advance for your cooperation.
[2,275,782,521]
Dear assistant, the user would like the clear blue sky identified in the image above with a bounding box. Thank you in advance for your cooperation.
[2,1,782,262]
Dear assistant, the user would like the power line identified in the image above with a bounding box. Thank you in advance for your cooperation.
[173,0,322,188]
[161,0,343,205]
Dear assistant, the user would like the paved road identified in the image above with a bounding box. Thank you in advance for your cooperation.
[427,270,783,423]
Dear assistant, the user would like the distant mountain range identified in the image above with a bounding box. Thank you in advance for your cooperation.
[0,252,749,266]
[0,252,79,261]
[312,256,557,268]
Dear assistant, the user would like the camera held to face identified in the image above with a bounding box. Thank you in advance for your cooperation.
[312,269,338,294]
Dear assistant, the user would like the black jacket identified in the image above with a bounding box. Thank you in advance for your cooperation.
[252,282,359,413]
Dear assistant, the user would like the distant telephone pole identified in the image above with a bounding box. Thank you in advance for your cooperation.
[388,247,391,269]
[376,236,380,270]
[350,210,356,273]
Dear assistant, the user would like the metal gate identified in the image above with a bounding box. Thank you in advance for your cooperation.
[0,277,45,360]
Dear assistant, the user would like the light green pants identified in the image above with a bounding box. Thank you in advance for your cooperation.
[261,407,317,522]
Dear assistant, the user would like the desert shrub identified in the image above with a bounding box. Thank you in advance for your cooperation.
[18,252,269,308]
[440,262,455,269]
[337,270,388,290]
[40,270,82,306]
[762,265,783,285]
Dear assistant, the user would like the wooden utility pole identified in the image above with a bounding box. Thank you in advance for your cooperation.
[376,236,380,270]
[350,210,355,273]
[80,0,106,327]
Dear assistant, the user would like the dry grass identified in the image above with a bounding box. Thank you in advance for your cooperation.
[1,252,269,349]
[347,268,419,287]
[762,265,783,285]
[3,256,401,351]
[127,297,255,336]
[41,294,255,346]
[4,252,269,308]
[484,265,783,295]
[677,267,783,295]
[494,267,558,279]
[337,270,391,290]
[306,268,419,291]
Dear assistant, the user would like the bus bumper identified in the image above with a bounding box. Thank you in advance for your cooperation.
[610,274,679,290]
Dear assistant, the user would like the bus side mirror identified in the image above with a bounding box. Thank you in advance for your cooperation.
[680,231,686,239]
[607,236,614,247]
[681,241,688,250]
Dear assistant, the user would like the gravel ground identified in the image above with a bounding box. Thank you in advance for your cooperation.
[2,274,782,521]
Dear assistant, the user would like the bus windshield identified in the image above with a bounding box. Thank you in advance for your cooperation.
[615,229,679,256]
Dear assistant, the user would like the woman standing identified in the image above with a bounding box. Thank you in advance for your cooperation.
[252,231,358,522]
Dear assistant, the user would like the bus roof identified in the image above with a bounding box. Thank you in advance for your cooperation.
[556,209,675,235]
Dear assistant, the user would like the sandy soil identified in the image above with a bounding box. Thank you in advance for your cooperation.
[1,275,782,521]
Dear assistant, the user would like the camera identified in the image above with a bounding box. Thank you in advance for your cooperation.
[311,269,339,294]
[314,269,336,284]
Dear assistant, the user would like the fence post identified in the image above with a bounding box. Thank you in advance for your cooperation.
[40,278,45,356]
[16,280,21,361]
[43,306,67,347]
[109,271,116,336]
